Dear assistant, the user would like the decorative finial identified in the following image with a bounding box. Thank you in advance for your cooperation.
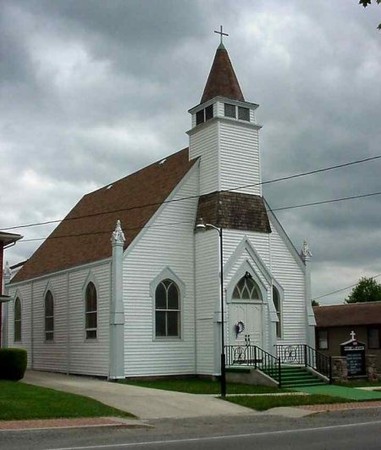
[214,25,228,45]
[300,240,312,260]
[111,220,125,244]
[4,261,11,277]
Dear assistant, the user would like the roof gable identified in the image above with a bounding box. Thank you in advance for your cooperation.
[13,148,196,283]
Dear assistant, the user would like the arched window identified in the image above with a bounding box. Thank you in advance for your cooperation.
[155,279,180,337]
[85,282,97,339]
[14,297,21,342]
[273,286,282,338]
[232,275,262,301]
[45,290,54,341]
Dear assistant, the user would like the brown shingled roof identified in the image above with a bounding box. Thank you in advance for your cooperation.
[197,191,271,234]
[200,44,245,104]
[13,148,196,283]
[314,302,381,327]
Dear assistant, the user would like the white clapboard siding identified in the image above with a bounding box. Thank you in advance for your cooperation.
[219,121,261,196]
[7,261,111,377]
[122,167,199,377]
[6,284,33,367]
[68,263,110,376]
[188,121,219,195]
[268,216,307,345]
[29,274,68,372]
[194,231,220,375]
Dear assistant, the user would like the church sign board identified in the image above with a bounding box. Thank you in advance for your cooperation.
[340,331,366,377]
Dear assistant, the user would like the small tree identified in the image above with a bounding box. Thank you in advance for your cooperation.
[345,277,381,303]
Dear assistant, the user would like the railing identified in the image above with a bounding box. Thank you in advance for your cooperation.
[225,344,282,387]
[276,344,332,383]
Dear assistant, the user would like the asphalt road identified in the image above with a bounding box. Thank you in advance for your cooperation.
[1,409,381,450]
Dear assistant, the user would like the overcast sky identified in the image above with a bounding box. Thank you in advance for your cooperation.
[1,0,380,304]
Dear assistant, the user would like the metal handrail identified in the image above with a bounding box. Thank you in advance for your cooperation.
[275,344,332,384]
[225,344,282,387]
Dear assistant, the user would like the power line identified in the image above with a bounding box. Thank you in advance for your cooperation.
[269,190,381,212]
[14,188,381,244]
[312,273,381,301]
[2,153,381,232]
[16,220,194,243]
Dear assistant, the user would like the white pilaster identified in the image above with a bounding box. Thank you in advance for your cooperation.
[300,241,316,348]
[109,220,125,380]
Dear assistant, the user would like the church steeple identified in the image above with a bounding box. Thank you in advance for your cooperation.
[188,39,262,198]
[200,43,245,104]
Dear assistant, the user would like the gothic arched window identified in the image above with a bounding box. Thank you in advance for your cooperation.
[85,282,97,339]
[14,297,21,342]
[232,275,262,301]
[273,286,282,338]
[155,279,180,337]
[45,290,54,341]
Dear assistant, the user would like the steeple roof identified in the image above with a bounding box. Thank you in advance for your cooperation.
[200,43,245,104]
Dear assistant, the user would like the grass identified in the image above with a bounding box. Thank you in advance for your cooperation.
[122,377,283,395]
[123,377,380,411]
[226,394,353,411]
[0,380,134,421]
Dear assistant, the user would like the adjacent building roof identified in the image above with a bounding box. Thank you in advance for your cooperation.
[314,302,381,327]
[200,43,245,104]
[12,148,196,283]
[0,232,22,246]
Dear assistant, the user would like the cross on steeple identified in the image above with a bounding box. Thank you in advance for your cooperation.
[350,330,356,340]
[214,25,228,45]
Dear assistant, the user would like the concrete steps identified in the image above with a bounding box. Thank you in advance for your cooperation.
[263,365,327,388]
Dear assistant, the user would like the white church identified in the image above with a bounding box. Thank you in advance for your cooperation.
[4,40,317,382]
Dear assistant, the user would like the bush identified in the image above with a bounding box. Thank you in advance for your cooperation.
[0,348,27,380]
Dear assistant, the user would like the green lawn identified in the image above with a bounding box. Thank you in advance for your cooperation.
[0,380,134,421]
[123,377,378,412]
[226,394,353,411]
[122,377,283,395]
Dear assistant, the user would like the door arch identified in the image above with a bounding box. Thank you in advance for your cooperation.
[229,273,263,347]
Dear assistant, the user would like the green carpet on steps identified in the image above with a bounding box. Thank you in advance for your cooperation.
[293,384,381,400]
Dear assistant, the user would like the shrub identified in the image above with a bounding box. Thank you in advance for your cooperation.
[0,348,27,380]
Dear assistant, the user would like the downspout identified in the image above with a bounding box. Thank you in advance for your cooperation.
[2,262,11,348]
[66,271,70,375]
[31,281,34,369]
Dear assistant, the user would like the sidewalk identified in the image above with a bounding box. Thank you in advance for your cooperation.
[21,370,258,420]
[1,370,379,431]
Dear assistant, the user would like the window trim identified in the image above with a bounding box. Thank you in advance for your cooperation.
[195,105,214,125]
[14,297,22,343]
[273,286,282,339]
[232,276,262,302]
[224,103,236,118]
[368,326,381,349]
[85,281,97,340]
[224,103,251,122]
[317,329,329,350]
[154,279,181,339]
[44,290,54,342]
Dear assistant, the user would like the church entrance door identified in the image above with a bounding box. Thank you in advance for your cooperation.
[229,302,262,348]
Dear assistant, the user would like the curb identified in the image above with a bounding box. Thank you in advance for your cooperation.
[0,417,152,432]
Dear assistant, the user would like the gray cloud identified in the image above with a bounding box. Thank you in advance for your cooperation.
[1,0,380,304]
